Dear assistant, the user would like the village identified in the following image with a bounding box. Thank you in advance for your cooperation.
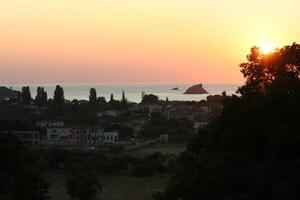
[0,86,225,154]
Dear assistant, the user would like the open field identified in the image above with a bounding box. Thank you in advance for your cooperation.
[47,174,168,200]
[100,175,168,200]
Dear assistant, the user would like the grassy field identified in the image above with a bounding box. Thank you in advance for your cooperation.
[47,174,169,200]
[99,175,168,200]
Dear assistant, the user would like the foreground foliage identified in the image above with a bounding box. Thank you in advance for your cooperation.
[0,135,49,200]
[157,43,300,200]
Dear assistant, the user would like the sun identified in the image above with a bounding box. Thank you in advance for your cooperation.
[260,43,275,54]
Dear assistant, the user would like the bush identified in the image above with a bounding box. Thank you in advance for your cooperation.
[66,172,101,200]
[131,164,156,177]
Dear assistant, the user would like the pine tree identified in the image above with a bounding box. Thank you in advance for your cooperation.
[35,87,48,106]
[89,88,97,105]
[53,85,64,115]
[21,86,31,105]
[109,93,114,104]
[121,90,127,107]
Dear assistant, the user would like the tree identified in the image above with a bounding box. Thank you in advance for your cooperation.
[238,43,300,96]
[119,125,134,138]
[35,87,47,107]
[89,88,97,105]
[109,93,114,104]
[71,99,79,113]
[121,90,127,107]
[0,134,49,200]
[97,97,107,110]
[158,43,300,200]
[53,85,64,115]
[142,94,159,104]
[21,86,31,105]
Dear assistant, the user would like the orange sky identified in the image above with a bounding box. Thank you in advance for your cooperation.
[0,0,299,84]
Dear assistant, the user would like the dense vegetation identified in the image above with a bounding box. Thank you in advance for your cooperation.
[140,117,193,142]
[0,133,170,200]
[156,43,300,200]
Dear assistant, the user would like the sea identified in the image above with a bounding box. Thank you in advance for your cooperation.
[4,83,241,103]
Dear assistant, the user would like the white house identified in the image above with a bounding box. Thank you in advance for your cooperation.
[193,122,209,133]
[46,127,119,145]
[102,132,119,144]
[160,134,169,143]
[47,127,72,144]
[70,127,103,145]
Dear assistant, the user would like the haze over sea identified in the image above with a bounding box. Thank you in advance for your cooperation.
[4,83,240,103]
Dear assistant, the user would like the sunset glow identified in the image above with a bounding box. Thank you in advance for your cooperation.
[260,43,275,54]
[0,0,299,84]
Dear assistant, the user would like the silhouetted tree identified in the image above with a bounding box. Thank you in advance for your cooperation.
[158,43,300,200]
[71,99,79,113]
[109,93,114,103]
[53,85,64,115]
[119,125,134,138]
[142,94,159,104]
[121,90,127,107]
[21,86,31,105]
[97,97,107,110]
[89,88,97,105]
[35,87,47,106]
[238,43,300,96]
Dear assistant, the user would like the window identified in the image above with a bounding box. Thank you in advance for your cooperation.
[50,134,58,139]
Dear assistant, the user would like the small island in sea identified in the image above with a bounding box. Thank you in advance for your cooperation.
[171,87,179,90]
[184,83,209,94]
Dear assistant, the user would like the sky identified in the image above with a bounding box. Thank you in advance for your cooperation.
[0,0,299,84]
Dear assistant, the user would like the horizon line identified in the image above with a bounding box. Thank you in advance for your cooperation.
[0,81,243,86]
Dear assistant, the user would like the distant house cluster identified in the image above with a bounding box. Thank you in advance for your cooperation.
[95,94,225,134]
[0,84,226,148]
[37,120,119,146]
[46,126,118,145]
[0,120,119,148]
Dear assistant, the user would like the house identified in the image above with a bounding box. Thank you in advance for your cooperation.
[0,131,41,148]
[37,120,64,128]
[148,104,163,114]
[193,122,209,133]
[102,132,119,144]
[207,95,224,113]
[129,104,143,112]
[0,86,20,100]
[191,106,209,120]
[70,127,103,145]
[163,105,193,119]
[14,131,41,147]
[47,126,118,145]
[47,127,72,144]
[160,134,169,143]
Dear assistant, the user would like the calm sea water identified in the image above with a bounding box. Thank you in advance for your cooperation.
[4,83,240,103]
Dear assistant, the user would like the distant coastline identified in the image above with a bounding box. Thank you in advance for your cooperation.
[1,83,240,103]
